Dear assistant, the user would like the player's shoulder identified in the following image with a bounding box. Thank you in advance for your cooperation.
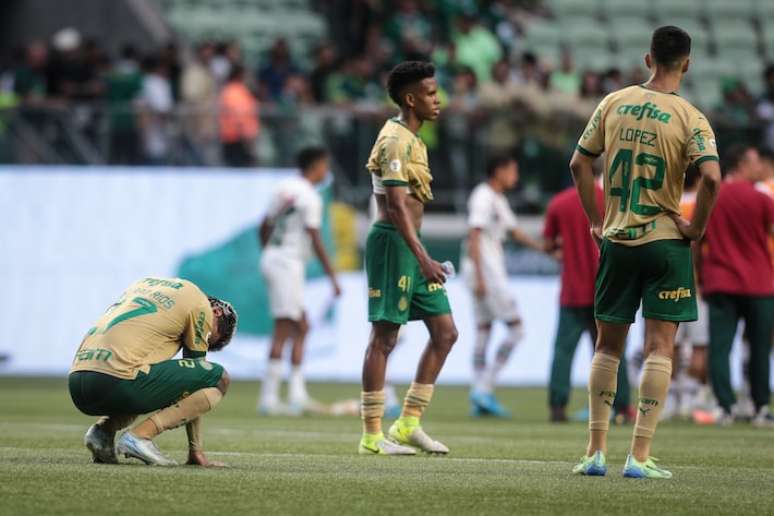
[469,182,493,201]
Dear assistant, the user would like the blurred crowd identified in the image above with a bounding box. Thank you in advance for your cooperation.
[3,1,774,167]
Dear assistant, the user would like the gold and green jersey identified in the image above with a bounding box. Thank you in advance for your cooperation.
[70,277,214,380]
[577,84,719,246]
[366,117,434,203]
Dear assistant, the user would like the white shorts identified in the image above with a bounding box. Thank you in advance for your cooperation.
[260,249,305,321]
[461,257,521,324]
[676,298,709,347]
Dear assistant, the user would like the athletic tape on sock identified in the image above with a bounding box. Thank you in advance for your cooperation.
[149,387,223,433]
[401,382,434,418]
[634,354,672,439]
[361,390,385,434]
[588,352,620,432]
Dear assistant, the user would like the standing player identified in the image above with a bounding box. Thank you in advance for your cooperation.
[69,277,237,466]
[701,145,774,427]
[569,26,721,479]
[359,61,458,455]
[543,171,632,424]
[462,155,544,417]
[258,147,341,415]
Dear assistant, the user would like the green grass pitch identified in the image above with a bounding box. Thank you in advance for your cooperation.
[1,377,773,515]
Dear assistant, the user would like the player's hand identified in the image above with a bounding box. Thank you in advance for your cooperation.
[186,450,228,468]
[669,213,703,241]
[474,279,487,298]
[420,258,447,284]
[590,224,603,248]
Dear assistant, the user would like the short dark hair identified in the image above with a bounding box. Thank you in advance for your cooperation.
[387,61,435,106]
[207,296,237,351]
[721,144,753,175]
[297,146,328,172]
[486,154,515,178]
[650,26,691,68]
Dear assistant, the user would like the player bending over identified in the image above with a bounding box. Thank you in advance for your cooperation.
[69,277,237,466]
[258,147,341,415]
[359,61,458,455]
[570,26,721,479]
[462,155,544,417]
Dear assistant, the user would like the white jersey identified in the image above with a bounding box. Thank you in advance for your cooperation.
[264,175,322,262]
[466,182,518,272]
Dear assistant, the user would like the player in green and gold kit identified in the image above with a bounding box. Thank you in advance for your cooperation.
[359,61,458,455]
[69,277,237,466]
[569,27,721,478]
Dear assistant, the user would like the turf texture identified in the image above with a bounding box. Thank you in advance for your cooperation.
[1,377,773,515]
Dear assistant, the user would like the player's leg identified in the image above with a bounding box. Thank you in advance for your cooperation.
[549,307,586,422]
[623,239,696,479]
[744,295,774,427]
[384,326,407,419]
[117,358,229,466]
[574,239,639,476]
[359,321,415,455]
[259,318,294,414]
[706,293,740,422]
[288,313,310,411]
[469,321,492,415]
[389,312,457,454]
[68,371,136,464]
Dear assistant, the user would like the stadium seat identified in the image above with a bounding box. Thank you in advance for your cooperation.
[754,0,774,19]
[600,0,651,21]
[652,0,701,21]
[547,0,599,18]
[561,18,609,49]
[712,20,759,60]
[705,0,756,23]
[611,24,652,54]
[524,20,563,47]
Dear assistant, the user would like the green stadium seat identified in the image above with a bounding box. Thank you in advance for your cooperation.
[705,0,756,22]
[600,0,651,20]
[561,18,609,49]
[525,20,563,47]
[712,20,759,59]
[547,0,600,18]
[611,24,652,53]
[754,0,774,19]
[653,0,701,20]
[526,43,561,68]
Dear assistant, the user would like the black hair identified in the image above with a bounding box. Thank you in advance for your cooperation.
[207,296,237,352]
[486,154,516,178]
[387,61,435,106]
[227,63,245,82]
[297,146,328,173]
[650,26,691,68]
[721,144,754,176]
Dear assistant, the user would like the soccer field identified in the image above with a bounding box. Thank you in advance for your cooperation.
[1,377,773,515]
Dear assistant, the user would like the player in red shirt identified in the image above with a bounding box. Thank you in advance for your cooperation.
[699,145,774,426]
[544,175,632,423]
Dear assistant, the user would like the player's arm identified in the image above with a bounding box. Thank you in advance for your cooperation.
[258,217,273,248]
[467,227,487,297]
[672,160,721,240]
[384,186,446,284]
[185,418,226,467]
[570,151,604,244]
[509,227,548,253]
[307,227,341,296]
[541,204,562,261]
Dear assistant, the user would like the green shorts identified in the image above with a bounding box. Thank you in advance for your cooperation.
[68,358,224,416]
[366,221,452,325]
[595,238,697,324]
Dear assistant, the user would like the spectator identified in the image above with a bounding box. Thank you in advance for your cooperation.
[601,67,624,95]
[579,70,601,100]
[257,38,298,102]
[309,42,337,103]
[219,64,259,167]
[137,54,173,165]
[385,0,432,60]
[512,51,544,88]
[105,44,143,164]
[12,41,48,102]
[453,13,503,83]
[181,41,218,155]
[549,50,580,96]
[46,27,103,101]
[701,145,774,426]
[714,77,754,127]
[325,55,380,104]
[756,64,774,152]
[479,58,513,107]
[160,42,182,101]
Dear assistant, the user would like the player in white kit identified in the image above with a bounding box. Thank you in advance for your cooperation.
[258,147,341,415]
[461,155,545,417]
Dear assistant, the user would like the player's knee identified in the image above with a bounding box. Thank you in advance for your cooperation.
[217,369,231,396]
[436,325,459,351]
[298,318,309,337]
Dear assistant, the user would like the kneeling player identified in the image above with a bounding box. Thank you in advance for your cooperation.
[68,277,237,466]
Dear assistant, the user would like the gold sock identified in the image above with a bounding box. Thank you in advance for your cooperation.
[361,390,385,435]
[401,382,434,419]
[588,352,619,433]
[144,387,223,437]
[633,354,672,440]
